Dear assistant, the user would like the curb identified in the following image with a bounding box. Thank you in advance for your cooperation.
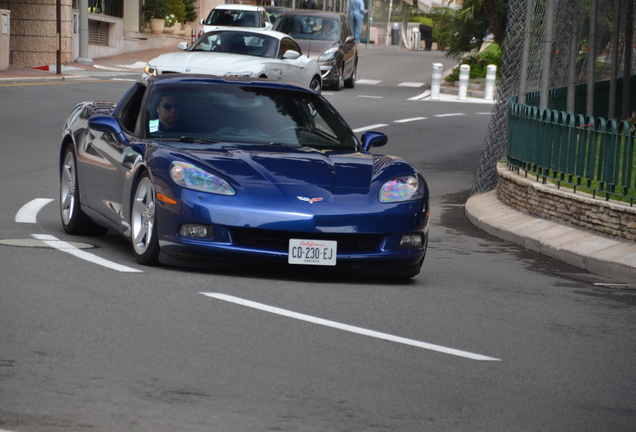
[465,190,636,285]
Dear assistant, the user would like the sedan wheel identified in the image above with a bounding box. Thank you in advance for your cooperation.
[310,76,321,94]
[131,172,160,265]
[333,64,344,91]
[344,63,357,89]
[60,146,107,236]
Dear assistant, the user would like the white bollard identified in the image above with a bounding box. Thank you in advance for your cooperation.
[484,64,497,100]
[431,63,442,100]
[457,64,470,100]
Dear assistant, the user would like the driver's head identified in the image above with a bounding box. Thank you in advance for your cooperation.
[321,20,334,33]
[156,94,180,128]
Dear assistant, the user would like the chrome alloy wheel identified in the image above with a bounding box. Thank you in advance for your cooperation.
[131,176,156,256]
[60,150,77,226]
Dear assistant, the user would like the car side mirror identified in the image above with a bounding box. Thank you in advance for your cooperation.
[282,50,301,60]
[200,19,204,25]
[88,115,128,143]
[345,36,355,44]
[361,131,388,152]
[265,22,273,30]
[177,42,188,51]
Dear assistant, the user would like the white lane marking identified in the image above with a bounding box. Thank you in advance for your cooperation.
[15,198,54,223]
[358,95,383,99]
[394,117,427,123]
[356,79,382,85]
[434,113,465,117]
[398,82,425,87]
[31,234,142,273]
[476,112,493,115]
[352,124,388,133]
[112,78,138,82]
[201,292,501,361]
[408,90,431,100]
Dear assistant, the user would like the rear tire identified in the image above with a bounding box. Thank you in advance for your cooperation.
[130,172,160,265]
[60,145,108,236]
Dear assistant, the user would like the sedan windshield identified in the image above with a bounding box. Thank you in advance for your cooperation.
[204,9,260,27]
[191,31,278,58]
[145,83,358,150]
[274,16,340,41]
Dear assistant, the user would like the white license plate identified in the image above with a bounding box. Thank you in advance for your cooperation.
[288,239,337,266]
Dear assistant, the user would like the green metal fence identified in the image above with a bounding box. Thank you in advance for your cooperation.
[507,102,636,206]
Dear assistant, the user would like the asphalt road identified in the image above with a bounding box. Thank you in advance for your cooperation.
[1,47,635,431]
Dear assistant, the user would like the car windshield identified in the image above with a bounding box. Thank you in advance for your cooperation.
[274,15,340,40]
[145,83,358,150]
[190,31,278,58]
[204,9,260,27]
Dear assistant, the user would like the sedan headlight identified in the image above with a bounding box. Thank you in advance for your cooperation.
[378,175,423,203]
[170,162,235,196]
[144,63,157,76]
[318,47,338,62]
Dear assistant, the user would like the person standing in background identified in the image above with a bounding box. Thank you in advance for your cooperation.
[301,0,316,9]
[349,0,366,43]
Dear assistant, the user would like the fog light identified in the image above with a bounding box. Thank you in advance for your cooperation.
[179,224,213,238]
[400,234,422,248]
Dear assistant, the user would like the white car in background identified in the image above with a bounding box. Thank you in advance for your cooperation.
[199,4,272,35]
[142,29,322,93]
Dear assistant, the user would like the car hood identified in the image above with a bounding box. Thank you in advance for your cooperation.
[182,144,394,192]
[152,52,264,74]
[294,39,339,61]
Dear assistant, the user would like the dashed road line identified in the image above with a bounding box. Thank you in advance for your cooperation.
[352,124,388,133]
[434,113,465,117]
[358,95,383,99]
[356,79,382,85]
[394,117,427,123]
[201,292,501,361]
[398,82,425,87]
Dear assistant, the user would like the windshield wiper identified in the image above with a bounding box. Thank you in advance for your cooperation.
[179,136,219,144]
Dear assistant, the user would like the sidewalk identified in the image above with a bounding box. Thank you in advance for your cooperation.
[0,45,180,83]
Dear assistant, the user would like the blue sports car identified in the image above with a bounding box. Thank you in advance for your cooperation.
[60,75,429,278]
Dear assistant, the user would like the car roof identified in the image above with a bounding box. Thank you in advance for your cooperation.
[277,9,346,19]
[200,28,289,41]
[146,74,316,94]
[213,4,266,11]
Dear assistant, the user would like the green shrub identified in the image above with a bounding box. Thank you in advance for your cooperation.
[445,44,501,83]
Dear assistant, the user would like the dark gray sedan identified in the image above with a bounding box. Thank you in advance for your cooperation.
[274,10,357,91]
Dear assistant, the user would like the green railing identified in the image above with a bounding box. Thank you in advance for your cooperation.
[507,103,636,205]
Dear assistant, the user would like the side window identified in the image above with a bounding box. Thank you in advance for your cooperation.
[115,83,147,135]
[261,11,269,27]
[341,18,352,39]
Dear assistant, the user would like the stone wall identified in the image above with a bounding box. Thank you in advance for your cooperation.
[0,0,73,68]
[497,161,636,242]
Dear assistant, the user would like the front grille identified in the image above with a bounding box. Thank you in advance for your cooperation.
[232,228,383,253]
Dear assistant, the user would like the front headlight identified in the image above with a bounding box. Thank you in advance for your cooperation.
[144,63,157,76]
[170,162,235,196]
[378,175,423,203]
[318,47,338,62]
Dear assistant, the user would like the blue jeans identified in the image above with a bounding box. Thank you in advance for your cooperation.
[351,14,363,42]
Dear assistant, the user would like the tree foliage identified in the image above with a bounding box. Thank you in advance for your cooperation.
[428,0,508,59]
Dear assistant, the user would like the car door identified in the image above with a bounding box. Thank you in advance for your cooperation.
[277,37,313,86]
[80,83,147,228]
[339,17,357,78]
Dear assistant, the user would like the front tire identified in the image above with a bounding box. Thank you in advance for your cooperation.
[332,64,344,91]
[60,145,108,236]
[131,172,160,265]
[344,62,356,88]
[310,76,321,94]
